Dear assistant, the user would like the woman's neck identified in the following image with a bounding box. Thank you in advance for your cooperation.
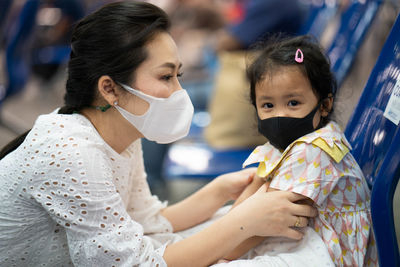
[80,107,141,154]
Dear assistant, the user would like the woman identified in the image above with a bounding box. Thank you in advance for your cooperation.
[0,2,317,266]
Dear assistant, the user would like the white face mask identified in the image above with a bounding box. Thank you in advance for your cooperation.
[115,83,194,144]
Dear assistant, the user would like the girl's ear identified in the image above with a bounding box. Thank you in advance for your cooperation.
[97,75,119,105]
[320,94,333,117]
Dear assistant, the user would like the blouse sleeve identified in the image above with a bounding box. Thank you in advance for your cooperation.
[269,142,341,206]
[125,140,173,235]
[30,139,167,267]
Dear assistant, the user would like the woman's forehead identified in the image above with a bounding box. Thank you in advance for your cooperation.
[144,32,181,68]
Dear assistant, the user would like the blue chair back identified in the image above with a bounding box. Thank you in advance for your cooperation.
[163,142,253,179]
[344,13,400,266]
[297,0,338,39]
[327,0,382,87]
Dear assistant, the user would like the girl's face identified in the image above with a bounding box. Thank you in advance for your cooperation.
[118,32,183,116]
[255,66,322,128]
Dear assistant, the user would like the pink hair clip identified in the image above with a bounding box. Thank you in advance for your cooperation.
[295,48,304,63]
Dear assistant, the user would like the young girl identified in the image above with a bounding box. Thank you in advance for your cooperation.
[221,36,378,266]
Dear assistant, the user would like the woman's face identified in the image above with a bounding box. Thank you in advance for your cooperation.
[255,66,322,128]
[118,32,183,115]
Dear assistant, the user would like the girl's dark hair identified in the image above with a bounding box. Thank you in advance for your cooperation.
[0,1,170,159]
[247,35,337,126]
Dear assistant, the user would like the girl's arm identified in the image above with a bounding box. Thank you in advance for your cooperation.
[161,168,256,232]
[232,175,268,209]
[163,188,316,267]
[222,176,268,260]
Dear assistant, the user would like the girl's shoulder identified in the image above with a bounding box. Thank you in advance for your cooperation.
[243,121,353,178]
[294,121,351,164]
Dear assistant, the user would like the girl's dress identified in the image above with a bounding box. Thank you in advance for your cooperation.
[242,121,378,267]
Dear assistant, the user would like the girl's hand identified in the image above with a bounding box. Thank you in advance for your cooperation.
[213,168,256,202]
[229,184,318,240]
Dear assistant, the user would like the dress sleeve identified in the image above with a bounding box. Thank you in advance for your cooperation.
[30,140,167,267]
[269,142,341,206]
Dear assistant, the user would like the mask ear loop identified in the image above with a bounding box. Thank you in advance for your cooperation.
[317,94,334,128]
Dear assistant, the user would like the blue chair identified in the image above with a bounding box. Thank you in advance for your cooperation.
[344,13,400,266]
[327,0,382,87]
[297,0,338,39]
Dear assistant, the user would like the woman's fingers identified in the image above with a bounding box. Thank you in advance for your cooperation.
[280,191,317,218]
[285,191,308,202]
[291,202,318,218]
[291,215,308,228]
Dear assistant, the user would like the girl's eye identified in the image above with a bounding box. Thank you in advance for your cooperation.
[288,100,299,106]
[263,103,274,109]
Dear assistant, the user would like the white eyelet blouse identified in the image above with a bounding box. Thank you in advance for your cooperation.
[0,112,180,267]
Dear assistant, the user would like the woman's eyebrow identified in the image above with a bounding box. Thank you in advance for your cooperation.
[157,62,183,70]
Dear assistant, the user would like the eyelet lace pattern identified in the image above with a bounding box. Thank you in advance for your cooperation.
[0,112,176,266]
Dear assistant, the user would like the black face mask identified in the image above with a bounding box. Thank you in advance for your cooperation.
[258,104,322,151]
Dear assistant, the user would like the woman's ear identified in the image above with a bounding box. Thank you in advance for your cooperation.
[97,75,119,105]
[320,94,333,117]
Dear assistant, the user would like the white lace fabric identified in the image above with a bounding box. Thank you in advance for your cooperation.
[0,112,176,267]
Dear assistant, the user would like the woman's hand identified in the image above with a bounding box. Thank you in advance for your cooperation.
[213,168,256,202]
[229,184,318,240]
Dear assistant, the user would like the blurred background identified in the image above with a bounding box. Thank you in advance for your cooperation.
[0,0,399,232]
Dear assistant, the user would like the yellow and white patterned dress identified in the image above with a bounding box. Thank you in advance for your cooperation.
[243,122,378,267]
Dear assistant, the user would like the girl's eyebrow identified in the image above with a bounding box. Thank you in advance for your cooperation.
[257,92,303,100]
[257,95,273,101]
[283,93,303,98]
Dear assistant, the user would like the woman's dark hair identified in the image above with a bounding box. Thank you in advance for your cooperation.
[60,1,170,114]
[247,35,337,126]
[0,1,170,159]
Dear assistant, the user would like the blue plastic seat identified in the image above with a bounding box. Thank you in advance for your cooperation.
[344,13,400,266]
[326,0,382,87]
[297,0,338,39]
